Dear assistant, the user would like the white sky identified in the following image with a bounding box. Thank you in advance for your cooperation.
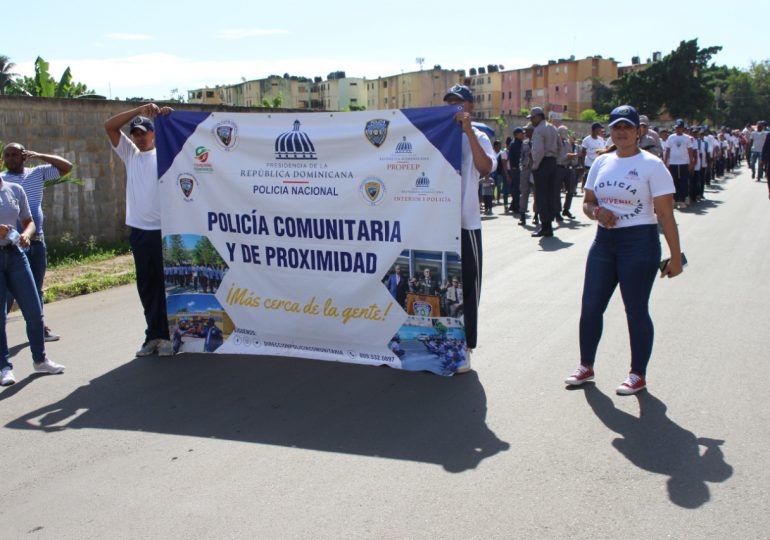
[5,0,768,100]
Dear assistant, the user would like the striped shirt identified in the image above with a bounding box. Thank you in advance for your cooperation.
[0,165,60,235]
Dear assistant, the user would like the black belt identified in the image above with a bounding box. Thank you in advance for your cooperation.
[0,244,18,252]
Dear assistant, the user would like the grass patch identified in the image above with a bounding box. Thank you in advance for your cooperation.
[47,235,131,270]
[43,269,136,304]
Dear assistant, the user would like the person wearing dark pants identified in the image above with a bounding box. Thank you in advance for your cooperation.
[105,103,174,357]
[507,128,524,214]
[443,84,495,373]
[528,107,560,237]
[564,105,683,395]
[129,228,169,346]
[664,120,695,208]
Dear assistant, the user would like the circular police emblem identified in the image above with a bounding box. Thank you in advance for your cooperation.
[359,176,386,206]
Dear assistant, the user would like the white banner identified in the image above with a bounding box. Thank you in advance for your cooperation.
[156,107,468,375]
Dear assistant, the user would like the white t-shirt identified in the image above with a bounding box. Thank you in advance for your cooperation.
[694,139,708,170]
[461,128,496,230]
[586,151,675,229]
[581,135,606,167]
[113,132,161,230]
[705,134,718,157]
[665,134,693,165]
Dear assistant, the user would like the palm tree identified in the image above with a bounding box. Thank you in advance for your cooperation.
[0,55,18,95]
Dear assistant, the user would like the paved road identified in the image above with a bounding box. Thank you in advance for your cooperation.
[2,166,768,539]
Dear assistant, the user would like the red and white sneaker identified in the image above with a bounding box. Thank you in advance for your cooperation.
[616,372,646,395]
[564,365,594,386]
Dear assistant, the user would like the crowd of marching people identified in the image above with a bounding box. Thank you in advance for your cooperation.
[483,113,768,226]
[164,263,225,294]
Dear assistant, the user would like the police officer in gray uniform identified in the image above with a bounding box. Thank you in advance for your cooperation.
[639,115,663,158]
[518,124,534,225]
[529,107,561,237]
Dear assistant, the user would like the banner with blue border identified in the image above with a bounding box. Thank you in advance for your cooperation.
[156,106,467,375]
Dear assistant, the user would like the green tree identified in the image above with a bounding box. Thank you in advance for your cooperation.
[166,235,188,264]
[579,109,601,123]
[0,55,17,95]
[5,56,94,98]
[614,39,722,119]
[192,237,222,266]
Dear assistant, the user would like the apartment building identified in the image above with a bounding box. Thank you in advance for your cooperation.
[366,67,462,110]
[465,67,503,119]
[316,73,367,110]
[500,56,620,119]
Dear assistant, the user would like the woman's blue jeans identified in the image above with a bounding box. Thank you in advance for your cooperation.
[0,247,46,369]
[579,224,660,376]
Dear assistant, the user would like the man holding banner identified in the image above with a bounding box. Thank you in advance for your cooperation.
[104,104,174,357]
[442,85,496,372]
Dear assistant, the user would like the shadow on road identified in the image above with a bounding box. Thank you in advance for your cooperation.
[582,385,732,508]
[5,354,510,473]
[678,199,723,216]
[538,236,574,252]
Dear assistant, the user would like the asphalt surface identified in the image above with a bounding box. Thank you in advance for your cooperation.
[1,165,768,539]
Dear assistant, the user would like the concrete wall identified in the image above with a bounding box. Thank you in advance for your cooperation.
[0,96,301,243]
[0,97,596,244]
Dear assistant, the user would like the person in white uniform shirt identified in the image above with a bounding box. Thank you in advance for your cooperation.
[580,122,605,192]
[104,104,174,357]
[565,105,683,396]
[442,84,496,374]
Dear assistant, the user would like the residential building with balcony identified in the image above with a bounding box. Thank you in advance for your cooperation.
[366,67,463,110]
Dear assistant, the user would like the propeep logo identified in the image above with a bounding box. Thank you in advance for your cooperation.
[395,136,413,155]
[275,120,317,160]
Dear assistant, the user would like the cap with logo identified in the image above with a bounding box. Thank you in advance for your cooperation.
[527,106,545,119]
[674,119,686,128]
[130,116,155,133]
[608,105,640,128]
[443,84,474,102]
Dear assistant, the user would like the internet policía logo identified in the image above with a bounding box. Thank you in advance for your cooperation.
[275,120,317,160]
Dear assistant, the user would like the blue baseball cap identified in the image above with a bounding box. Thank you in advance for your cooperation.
[443,84,473,102]
[674,119,686,128]
[130,115,155,133]
[608,105,640,128]
[513,127,524,135]
[591,122,603,131]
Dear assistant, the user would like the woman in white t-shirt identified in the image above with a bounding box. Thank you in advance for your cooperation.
[564,105,683,395]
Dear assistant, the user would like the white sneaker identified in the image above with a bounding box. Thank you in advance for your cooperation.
[455,348,472,374]
[156,340,174,357]
[136,339,160,357]
[1,366,16,386]
[33,358,65,375]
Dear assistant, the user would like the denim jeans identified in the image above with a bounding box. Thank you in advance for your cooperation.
[579,224,661,376]
[750,151,763,179]
[6,239,47,314]
[0,247,46,369]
